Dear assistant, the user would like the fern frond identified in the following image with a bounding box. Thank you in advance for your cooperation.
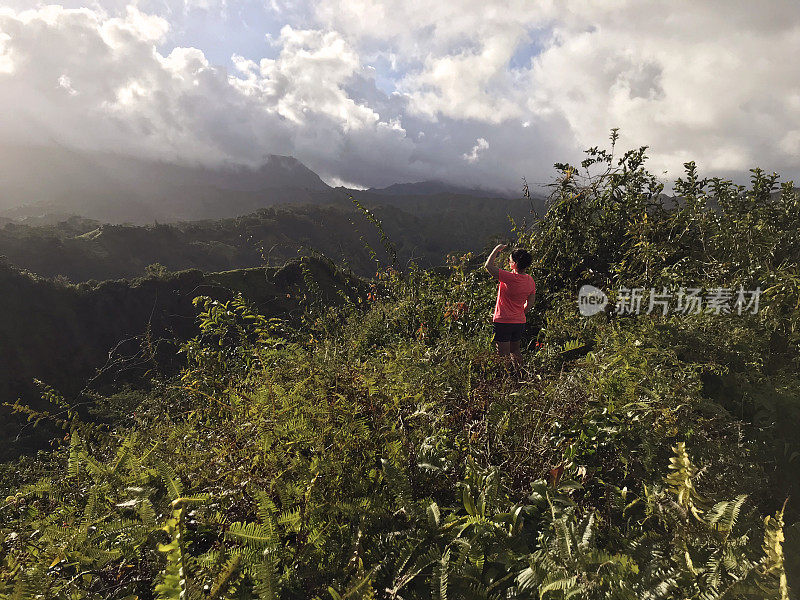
[208,555,241,599]
[155,505,190,600]
[578,512,595,550]
[252,551,279,600]
[440,549,451,600]
[517,565,541,592]
[706,495,748,536]
[138,498,157,527]
[155,460,183,500]
[67,429,82,479]
[226,522,278,549]
[154,552,184,600]
[10,572,34,600]
[17,477,55,499]
[387,546,439,597]
[759,504,790,600]
[665,442,704,519]
[278,507,301,532]
[553,516,573,563]
[559,339,585,354]
[254,491,278,524]
[539,575,579,598]
[463,581,490,599]
[111,432,138,474]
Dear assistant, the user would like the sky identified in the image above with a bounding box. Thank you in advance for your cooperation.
[0,0,799,193]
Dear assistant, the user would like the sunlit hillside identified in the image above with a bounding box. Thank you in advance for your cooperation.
[1,145,797,598]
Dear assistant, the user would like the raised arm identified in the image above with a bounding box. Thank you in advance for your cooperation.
[484,243,506,280]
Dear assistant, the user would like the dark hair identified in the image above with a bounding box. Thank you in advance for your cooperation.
[510,248,533,271]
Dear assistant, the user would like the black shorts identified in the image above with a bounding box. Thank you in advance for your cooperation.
[493,322,525,343]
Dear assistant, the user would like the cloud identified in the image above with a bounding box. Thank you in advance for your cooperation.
[0,3,563,191]
[0,6,286,165]
[57,74,78,95]
[463,138,489,163]
[312,0,542,123]
[522,1,800,178]
[0,1,799,193]
[312,0,800,183]
[0,6,386,170]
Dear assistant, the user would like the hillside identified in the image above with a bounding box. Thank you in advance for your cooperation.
[0,198,533,281]
[0,150,797,598]
[0,257,360,457]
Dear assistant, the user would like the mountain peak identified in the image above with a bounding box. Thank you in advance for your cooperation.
[0,144,331,222]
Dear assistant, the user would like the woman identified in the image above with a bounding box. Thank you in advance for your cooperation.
[484,244,536,368]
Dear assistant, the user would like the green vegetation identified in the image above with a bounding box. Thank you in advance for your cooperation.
[1,139,798,598]
[0,257,361,458]
[0,195,532,281]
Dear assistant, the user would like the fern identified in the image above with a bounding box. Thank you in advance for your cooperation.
[155,506,190,600]
[435,549,450,600]
[558,339,585,354]
[758,504,790,600]
[226,522,278,548]
[67,428,82,479]
[665,442,704,520]
[706,494,748,537]
[208,555,242,599]
[252,551,280,600]
[539,575,579,599]
[155,459,184,500]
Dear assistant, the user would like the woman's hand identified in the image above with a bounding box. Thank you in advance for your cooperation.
[484,243,507,279]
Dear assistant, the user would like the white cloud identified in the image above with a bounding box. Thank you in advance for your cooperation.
[311,0,800,183]
[521,1,800,177]
[57,74,77,95]
[237,26,379,129]
[0,6,398,172]
[313,0,543,123]
[463,137,489,163]
[0,1,799,193]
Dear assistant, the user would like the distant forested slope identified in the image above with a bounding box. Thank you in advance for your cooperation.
[0,196,533,281]
[0,257,359,457]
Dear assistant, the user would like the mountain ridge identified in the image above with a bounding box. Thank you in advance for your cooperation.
[0,144,525,223]
[366,179,513,198]
[0,144,330,222]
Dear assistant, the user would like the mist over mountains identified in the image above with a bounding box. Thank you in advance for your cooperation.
[368,180,513,199]
[0,144,330,223]
[0,144,520,225]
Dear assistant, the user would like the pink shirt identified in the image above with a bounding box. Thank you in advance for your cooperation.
[493,269,535,323]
